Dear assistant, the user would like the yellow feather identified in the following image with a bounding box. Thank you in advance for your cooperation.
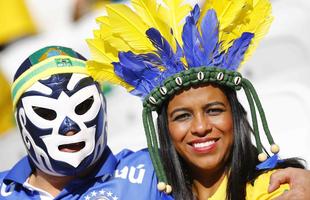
[158,0,192,45]
[95,18,132,52]
[131,0,157,27]
[105,4,154,51]
[201,0,248,30]
[87,0,272,88]
[131,0,174,49]
[200,0,250,49]
[240,0,273,64]
[95,26,111,40]
[86,39,117,64]
[96,16,110,26]
[86,60,134,91]
[93,30,100,39]
[220,0,272,62]
[106,36,133,53]
[219,2,252,51]
[200,0,272,67]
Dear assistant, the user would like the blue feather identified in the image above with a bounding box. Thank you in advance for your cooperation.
[146,28,184,82]
[146,28,174,67]
[113,51,161,97]
[182,5,204,67]
[191,4,200,24]
[175,39,183,61]
[109,4,257,99]
[140,53,162,66]
[256,154,283,170]
[222,32,254,70]
[200,9,219,66]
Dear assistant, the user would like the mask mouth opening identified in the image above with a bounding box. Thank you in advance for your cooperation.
[58,141,86,153]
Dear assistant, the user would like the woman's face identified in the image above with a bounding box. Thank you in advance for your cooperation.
[167,84,234,173]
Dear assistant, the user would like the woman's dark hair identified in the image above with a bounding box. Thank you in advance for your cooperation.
[157,84,305,200]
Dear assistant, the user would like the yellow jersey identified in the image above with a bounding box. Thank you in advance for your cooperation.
[209,170,288,200]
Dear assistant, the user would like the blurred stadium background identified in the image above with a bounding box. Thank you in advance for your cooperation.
[0,0,309,171]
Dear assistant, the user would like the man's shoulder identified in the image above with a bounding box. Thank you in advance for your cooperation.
[0,157,33,200]
[0,170,9,182]
[0,169,26,200]
[115,148,152,165]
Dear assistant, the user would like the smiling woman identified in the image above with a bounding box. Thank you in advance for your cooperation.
[167,85,233,173]
[157,82,306,200]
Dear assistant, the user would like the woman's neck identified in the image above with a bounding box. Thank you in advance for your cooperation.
[191,166,227,200]
[28,169,75,197]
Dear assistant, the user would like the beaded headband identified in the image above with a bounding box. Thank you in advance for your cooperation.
[86,0,279,193]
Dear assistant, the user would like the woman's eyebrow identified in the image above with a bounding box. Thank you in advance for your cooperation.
[205,101,225,109]
[169,101,225,117]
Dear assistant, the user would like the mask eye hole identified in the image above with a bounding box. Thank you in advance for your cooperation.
[32,106,57,120]
[75,96,94,115]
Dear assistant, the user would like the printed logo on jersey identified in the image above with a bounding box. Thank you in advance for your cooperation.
[84,189,119,200]
[114,164,145,184]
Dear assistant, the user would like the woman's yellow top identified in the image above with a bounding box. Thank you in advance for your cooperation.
[209,170,288,200]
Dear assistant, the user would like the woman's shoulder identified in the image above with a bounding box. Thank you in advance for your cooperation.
[246,170,288,200]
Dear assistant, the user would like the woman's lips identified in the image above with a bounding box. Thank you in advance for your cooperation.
[189,138,219,153]
[58,141,86,153]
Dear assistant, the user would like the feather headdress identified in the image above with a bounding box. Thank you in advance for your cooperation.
[86,0,279,193]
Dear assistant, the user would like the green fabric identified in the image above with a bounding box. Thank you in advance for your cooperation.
[242,81,264,154]
[12,59,85,103]
[242,79,275,145]
[143,66,242,111]
[29,46,78,65]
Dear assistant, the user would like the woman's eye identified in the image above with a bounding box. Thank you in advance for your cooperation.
[207,108,223,115]
[32,106,57,120]
[75,96,94,115]
[173,113,191,121]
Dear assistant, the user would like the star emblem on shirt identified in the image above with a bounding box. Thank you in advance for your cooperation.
[84,189,118,200]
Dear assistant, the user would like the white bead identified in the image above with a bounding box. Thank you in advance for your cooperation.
[149,96,157,104]
[157,182,166,191]
[159,87,167,95]
[175,77,183,86]
[271,144,280,154]
[197,71,204,80]
[234,76,241,85]
[258,153,268,162]
[217,72,224,80]
[165,185,172,194]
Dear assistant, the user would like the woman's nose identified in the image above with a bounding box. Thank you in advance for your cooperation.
[190,114,212,136]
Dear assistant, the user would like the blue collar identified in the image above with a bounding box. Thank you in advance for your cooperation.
[3,146,117,185]
[4,156,33,185]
